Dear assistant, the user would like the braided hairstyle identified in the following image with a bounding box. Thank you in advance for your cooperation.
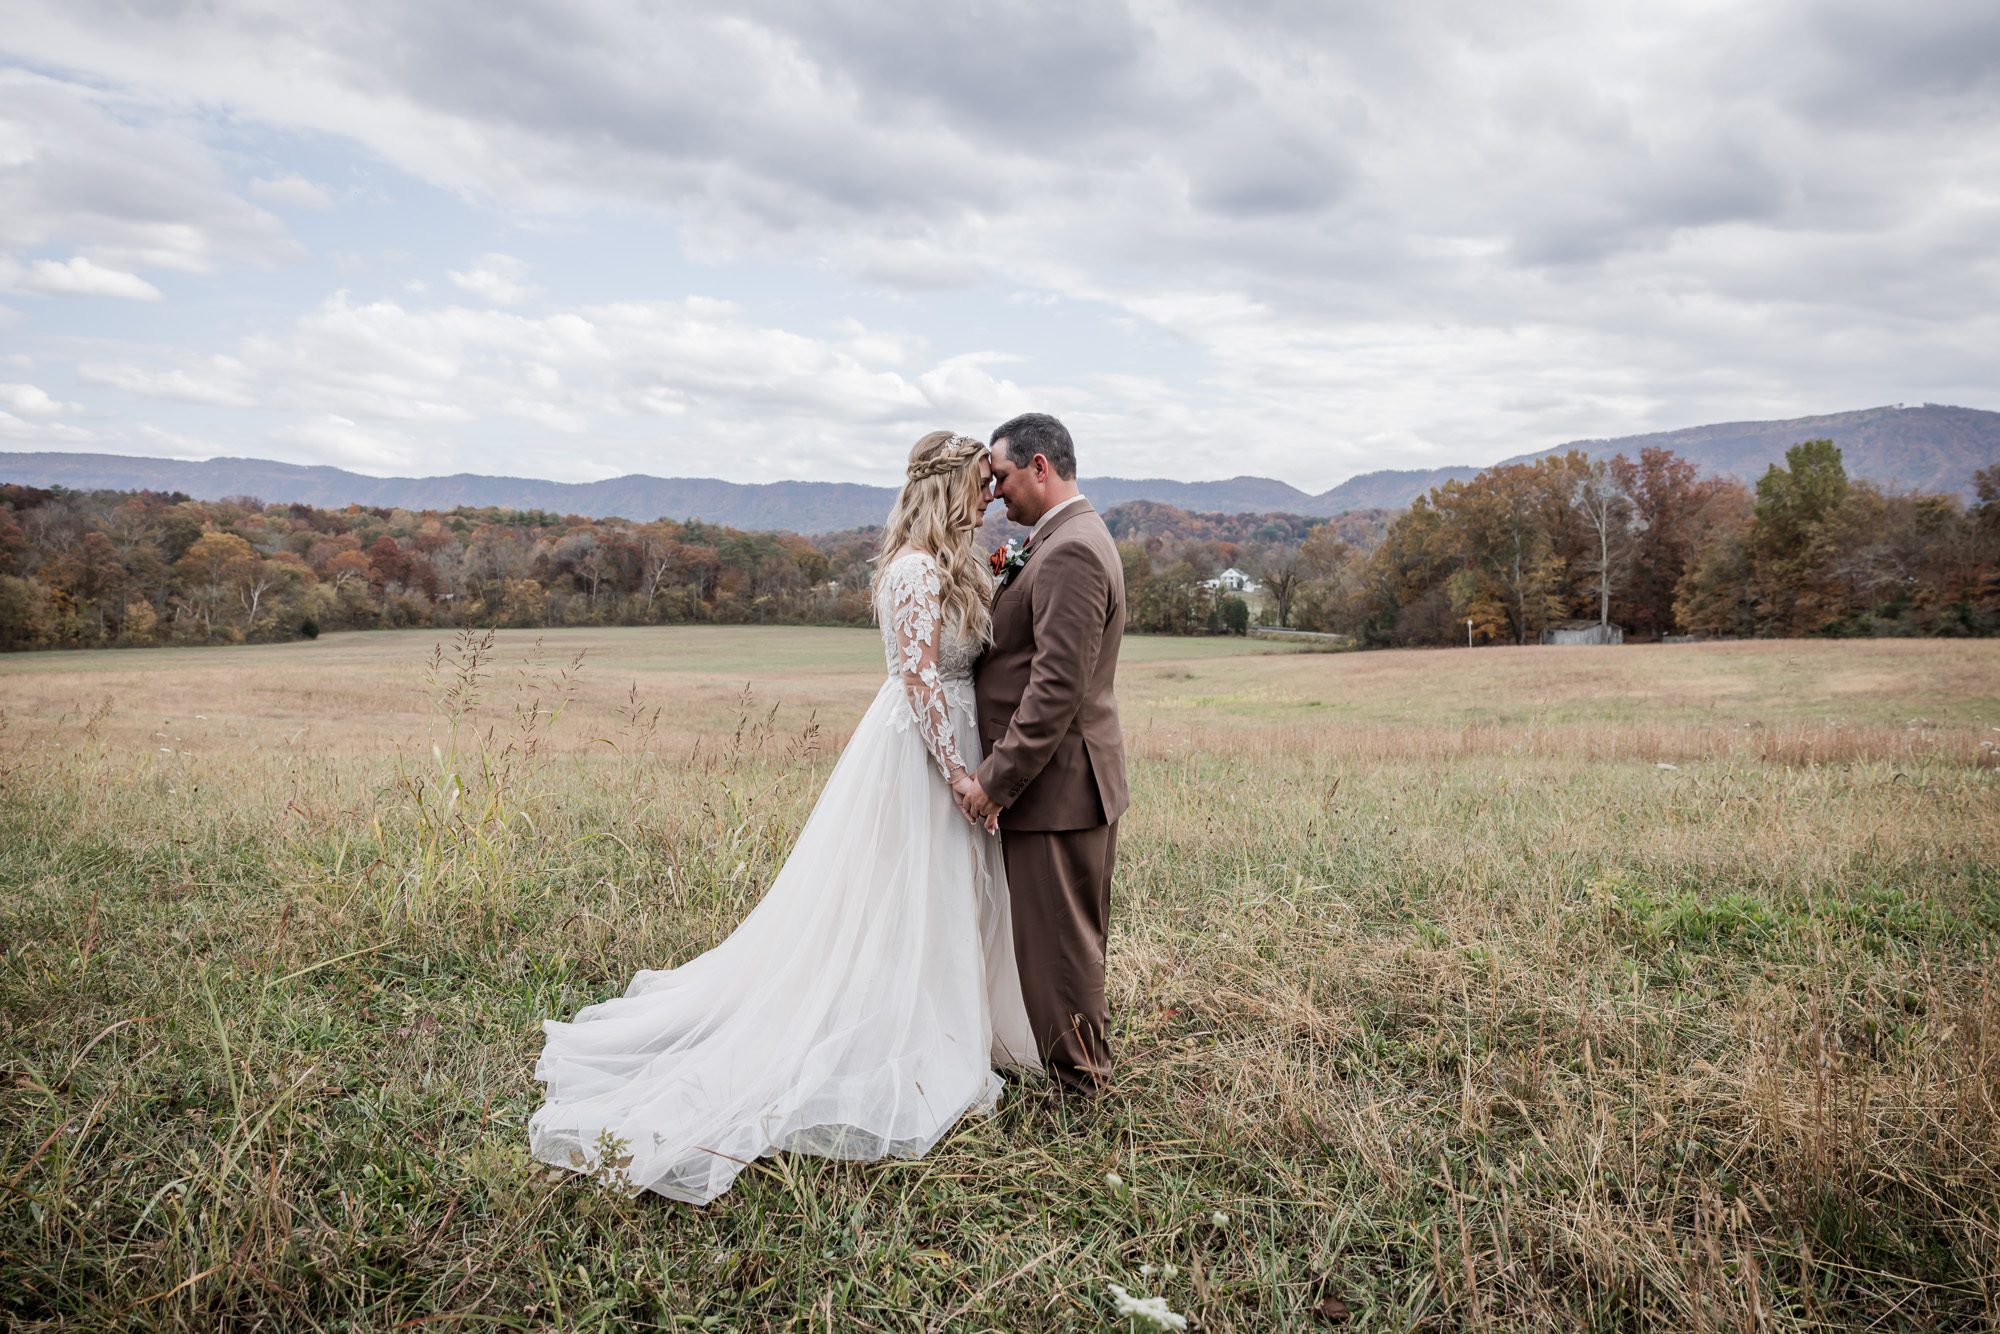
[873,429,994,647]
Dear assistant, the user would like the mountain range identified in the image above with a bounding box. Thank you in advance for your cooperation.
[4,404,1993,533]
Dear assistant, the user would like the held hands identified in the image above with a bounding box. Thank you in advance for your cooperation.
[950,770,1002,835]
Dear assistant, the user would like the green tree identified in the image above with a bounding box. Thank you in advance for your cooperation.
[1749,439,1850,634]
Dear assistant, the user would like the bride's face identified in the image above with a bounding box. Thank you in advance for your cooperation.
[965,456,995,528]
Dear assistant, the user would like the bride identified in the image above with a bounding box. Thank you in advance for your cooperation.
[529,430,1039,1205]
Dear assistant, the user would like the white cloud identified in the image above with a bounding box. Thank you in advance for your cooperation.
[0,1,1996,485]
[447,253,536,305]
[0,69,301,276]
[128,422,221,459]
[56,291,963,476]
[0,408,96,445]
[274,414,423,471]
[0,381,69,414]
[79,358,257,406]
[247,173,333,209]
[20,256,163,300]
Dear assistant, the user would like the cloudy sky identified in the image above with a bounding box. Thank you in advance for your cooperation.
[1,2,1995,490]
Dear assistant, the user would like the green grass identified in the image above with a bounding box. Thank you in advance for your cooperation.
[2,632,1997,1330]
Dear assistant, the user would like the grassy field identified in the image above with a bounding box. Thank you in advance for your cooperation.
[2,628,1997,1331]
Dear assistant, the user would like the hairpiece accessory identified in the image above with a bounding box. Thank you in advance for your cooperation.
[905,434,984,481]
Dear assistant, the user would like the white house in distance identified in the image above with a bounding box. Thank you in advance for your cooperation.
[1200,567,1260,594]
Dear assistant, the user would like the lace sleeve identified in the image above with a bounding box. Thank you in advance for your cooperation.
[884,554,969,783]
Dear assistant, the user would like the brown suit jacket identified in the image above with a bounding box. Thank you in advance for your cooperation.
[974,499,1128,832]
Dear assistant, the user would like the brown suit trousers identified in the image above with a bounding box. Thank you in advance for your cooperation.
[1001,821,1118,1097]
[975,499,1127,1099]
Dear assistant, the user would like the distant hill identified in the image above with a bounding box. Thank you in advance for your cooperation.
[0,454,905,534]
[1495,403,1998,498]
[4,404,1993,529]
[0,452,1327,534]
[1086,475,1315,512]
[1294,404,1998,512]
[1306,466,1483,514]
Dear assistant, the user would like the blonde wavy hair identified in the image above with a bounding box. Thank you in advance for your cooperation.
[873,429,994,646]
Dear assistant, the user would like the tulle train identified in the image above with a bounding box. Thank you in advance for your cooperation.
[529,678,1038,1204]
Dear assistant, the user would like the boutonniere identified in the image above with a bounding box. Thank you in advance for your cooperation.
[989,538,1028,582]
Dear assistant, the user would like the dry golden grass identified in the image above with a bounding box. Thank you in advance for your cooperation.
[2,628,1997,1331]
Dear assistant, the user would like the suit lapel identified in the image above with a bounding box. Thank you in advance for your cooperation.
[992,500,1093,603]
[1032,498,1093,546]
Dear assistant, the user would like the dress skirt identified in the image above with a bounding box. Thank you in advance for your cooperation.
[529,676,1038,1204]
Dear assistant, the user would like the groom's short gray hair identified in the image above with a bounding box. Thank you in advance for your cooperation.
[992,413,1076,481]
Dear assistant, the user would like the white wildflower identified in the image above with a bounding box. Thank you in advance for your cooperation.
[1210,1210,1229,1227]
[1139,1263,1155,1278]
[1162,1263,1179,1279]
[1105,1171,1124,1189]
[1108,1283,1188,1332]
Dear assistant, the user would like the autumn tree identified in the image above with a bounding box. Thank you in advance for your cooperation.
[173,532,258,638]
[0,506,25,576]
[1245,543,1305,627]
[1354,494,1454,645]
[1291,525,1360,635]
[1128,559,1214,634]
[238,552,314,634]
[1609,447,1718,637]
[1673,482,1756,637]
[42,530,128,638]
[366,535,411,590]
[322,549,374,593]
[1432,454,1588,644]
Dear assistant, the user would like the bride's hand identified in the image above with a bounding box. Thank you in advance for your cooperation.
[949,770,979,825]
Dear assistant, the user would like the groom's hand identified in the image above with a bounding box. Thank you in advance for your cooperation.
[958,774,1002,825]
[953,775,999,834]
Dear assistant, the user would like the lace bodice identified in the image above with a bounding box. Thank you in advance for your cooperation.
[876,551,979,781]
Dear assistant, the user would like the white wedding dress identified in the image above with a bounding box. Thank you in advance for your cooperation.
[529,550,1039,1204]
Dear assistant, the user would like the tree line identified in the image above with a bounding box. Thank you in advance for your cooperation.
[1255,442,2000,644]
[3,438,1995,652]
[0,488,883,650]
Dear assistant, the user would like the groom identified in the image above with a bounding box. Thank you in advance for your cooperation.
[954,412,1128,1104]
